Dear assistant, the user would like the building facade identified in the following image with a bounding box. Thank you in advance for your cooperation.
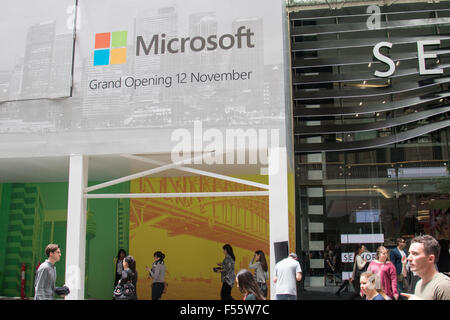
[0,0,448,299]
[289,0,450,288]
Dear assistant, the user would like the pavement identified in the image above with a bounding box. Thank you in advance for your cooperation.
[298,285,359,300]
[1,279,359,300]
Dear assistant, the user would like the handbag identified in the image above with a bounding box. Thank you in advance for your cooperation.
[113,280,136,300]
[258,282,267,292]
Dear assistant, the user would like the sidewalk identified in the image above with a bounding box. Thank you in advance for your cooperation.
[298,284,359,300]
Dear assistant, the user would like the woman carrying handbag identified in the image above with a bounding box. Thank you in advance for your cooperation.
[113,255,138,300]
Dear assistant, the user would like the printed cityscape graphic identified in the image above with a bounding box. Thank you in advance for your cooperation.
[0,5,284,139]
[129,175,270,300]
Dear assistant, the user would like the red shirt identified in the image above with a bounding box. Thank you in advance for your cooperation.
[367,261,398,299]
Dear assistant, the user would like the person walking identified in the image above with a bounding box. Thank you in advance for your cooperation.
[114,249,127,287]
[360,272,390,300]
[390,238,408,295]
[401,235,450,300]
[273,253,302,300]
[116,255,138,300]
[236,269,265,300]
[214,244,236,300]
[248,250,269,298]
[349,244,368,299]
[34,244,68,300]
[367,246,399,300]
[146,251,166,300]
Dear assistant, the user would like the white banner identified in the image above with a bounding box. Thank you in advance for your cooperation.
[341,233,384,244]
[0,0,289,158]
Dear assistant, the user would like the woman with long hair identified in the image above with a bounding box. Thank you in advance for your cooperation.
[350,244,368,299]
[236,269,265,300]
[117,255,138,300]
[248,250,269,298]
[360,272,390,300]
[146,251,166,300]
[114,249,127,287]
[215,244,236,300]
[367,246,399,300]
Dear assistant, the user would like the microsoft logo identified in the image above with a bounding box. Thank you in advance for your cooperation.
[94,31,128,66]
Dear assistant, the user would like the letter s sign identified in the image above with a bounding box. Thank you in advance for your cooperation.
[373,42,395,78]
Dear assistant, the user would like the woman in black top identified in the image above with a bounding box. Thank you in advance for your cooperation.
[119,255,138,300]
[114,249,127,287]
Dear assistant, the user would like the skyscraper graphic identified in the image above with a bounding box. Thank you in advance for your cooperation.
[1,184,44,297]
[186,12,221,120]
[21,21,56,99]
[7,57,24,101]
[0,71,10,101]
[133,6,177,106]
[49,33,74,97]
[230,18,264,113]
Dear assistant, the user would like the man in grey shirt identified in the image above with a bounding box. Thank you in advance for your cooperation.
[273,253,302,300]
[401,235,450,300]
[34,244,61,300]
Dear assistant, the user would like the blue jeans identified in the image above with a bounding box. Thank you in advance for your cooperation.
[276,294,297,300]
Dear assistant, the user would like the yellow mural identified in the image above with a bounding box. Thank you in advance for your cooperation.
[129,174,294,300]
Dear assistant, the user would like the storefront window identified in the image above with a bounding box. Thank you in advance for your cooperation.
[291,1,450,290]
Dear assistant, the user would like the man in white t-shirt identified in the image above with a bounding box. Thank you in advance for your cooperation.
[273,253,302,300]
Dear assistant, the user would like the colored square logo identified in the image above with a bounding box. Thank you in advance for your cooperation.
[110,48,127,65]
[95,32,110,49]
[111,31,128,48]
[93,49,110,66]
[93,31,127,66]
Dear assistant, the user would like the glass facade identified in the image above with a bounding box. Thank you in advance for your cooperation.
[290,1,450,288]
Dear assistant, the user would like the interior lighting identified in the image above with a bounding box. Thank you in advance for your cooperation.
[326,188,391,199]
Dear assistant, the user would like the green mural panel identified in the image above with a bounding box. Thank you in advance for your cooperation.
[85,181,130,299]
[0,184,12,292]
[0,181,130,299]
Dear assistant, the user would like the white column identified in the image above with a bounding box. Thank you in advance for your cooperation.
[64,155,88,300]
[268,147,290,300]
